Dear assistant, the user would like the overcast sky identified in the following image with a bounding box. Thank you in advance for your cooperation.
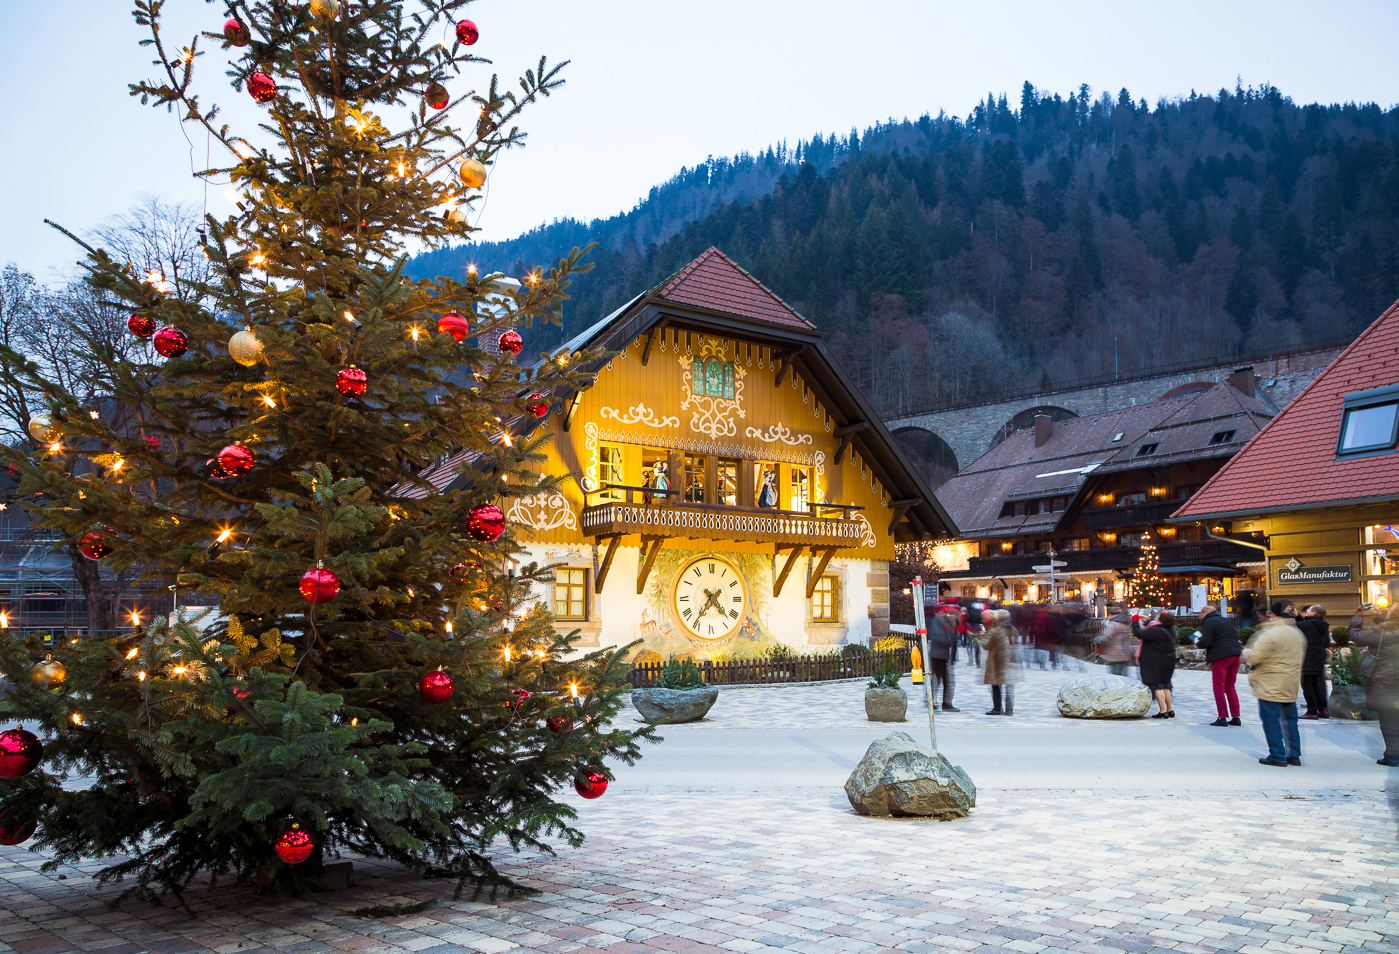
[3,1,1398,281]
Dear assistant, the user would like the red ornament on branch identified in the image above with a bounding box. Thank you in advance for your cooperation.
[0,728,42,779]
[437,313,469,342]
[454,19,479,45]
[335,367,367,396]
[300,567,340,604]
[574,770,608,799]
[152,327,188,358]
[207,457,230,480]
[525,393,550,419]
[0,813,36,847]
[247,72,277,104]
[508,688,532,708]
[425,83,449,110]
[225,687,250,717]
[274,824,314,864]
[127,315,156,338]
[498,330,523,355]
[419,670,453,704]
[546,717,573,735]
[466,503,505,542]
[224,18,250,46]
[217,444,256,476]
[78,531,113,561]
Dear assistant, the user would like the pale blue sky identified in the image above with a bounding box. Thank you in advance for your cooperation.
[3,0,1398,279]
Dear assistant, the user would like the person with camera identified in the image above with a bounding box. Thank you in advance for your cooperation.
[1132,609,1178,719]
[1349,598,1399,767]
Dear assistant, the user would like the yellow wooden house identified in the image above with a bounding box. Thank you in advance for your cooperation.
[476,249,953,657]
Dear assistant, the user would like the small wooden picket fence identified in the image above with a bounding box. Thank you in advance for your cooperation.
[627,647,912,687]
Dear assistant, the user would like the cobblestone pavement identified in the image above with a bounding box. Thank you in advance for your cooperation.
[1,663,1395,954]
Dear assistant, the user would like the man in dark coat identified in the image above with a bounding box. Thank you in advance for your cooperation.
[1296,605,1331,719]
[1133,610,1178,718]
[1195,605,1243,726]
[925,605,961,711]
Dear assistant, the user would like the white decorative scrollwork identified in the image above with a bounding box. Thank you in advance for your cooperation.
[506,492,578,532]
[601,403,679,429]
[854,511,877,548]
[745,424,812,446]
[583,422,599,491]
[813,450,826,505]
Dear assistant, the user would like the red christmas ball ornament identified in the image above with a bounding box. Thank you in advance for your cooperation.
[525,393,550,419]
[218,444,255,476]
[207,457,231,480]
[274,824,314,865]
[144,436,161,451]
[224,18,250,46]
[127,315,156,338]
[498,330,523,355]
[419,670,453,704]
[0,728,42,779]
[78,531,113,561]
[425,83,449,109]
[508,688,532,708]
[546,716,573,735]
[300,567,340,604]
[225,687,251,717]
[437,312,469,342]
[335,366,367,397]
[574,770,608,799]
[448,563,468,579]
[0,813,37,847]
[466,503,505,542]
[247,71,277,104]
[152,327,188,358]
[454,19,479,45]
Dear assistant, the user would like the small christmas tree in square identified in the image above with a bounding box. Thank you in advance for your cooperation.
[1131,533,1169,608]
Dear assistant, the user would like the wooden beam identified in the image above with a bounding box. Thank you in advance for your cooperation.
[805,547,840,598]
[562,390,582,432]
[774,346,805,388]
[773,544,806,597]
[640,320,667,366]
[637,536,664,595]
[593,534,622,593]
[832,421,867,467]
[887,497,921,536]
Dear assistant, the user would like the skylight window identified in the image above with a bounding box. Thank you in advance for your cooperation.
[1111,432,1124,442]
[1338,384,1399,457]
[1136,442,1158,456]
[1208,430,1236,445]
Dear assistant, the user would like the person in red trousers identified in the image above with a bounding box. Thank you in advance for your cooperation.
[1194,604,1243,726]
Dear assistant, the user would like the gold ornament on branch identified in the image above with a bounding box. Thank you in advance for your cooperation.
[309,0,339,18]
[459,158,487,189]
[228,328,265,367]
[27,413,57,443]
[31,654,66,689]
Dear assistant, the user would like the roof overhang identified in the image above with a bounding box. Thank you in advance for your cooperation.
[1168,493,1399,524]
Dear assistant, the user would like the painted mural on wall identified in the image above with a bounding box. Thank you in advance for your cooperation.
[637,549,782,661]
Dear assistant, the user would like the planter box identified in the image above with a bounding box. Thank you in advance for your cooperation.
[865,687,908,722]
[630,686,719,724]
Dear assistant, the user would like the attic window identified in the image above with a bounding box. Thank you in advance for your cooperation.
[1136,442,1158,456]
[1337,384,1399,457]
[1111,433,1124,442]
[1208,429,1236,445]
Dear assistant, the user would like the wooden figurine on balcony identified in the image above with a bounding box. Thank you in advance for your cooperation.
[417,248,954,660]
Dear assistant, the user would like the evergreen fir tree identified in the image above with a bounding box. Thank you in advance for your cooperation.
[0,1,652,901]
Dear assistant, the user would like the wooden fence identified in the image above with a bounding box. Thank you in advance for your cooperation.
[627,647,912,687]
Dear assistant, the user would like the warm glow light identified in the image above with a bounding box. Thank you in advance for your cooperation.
[49,441,62,453]
[1379,596,1391,608]
[171,665,187,674]
[500,431,512,448]
[467,264,477,275]
[262,395,277,408]
[125,646,139,659]
[89,410,99,419]
[407,587,414,597]
[71,713,83,725]
[569,683,578,698]
[129,612,141,627]
[0,612,7,629]
[350,717,358,726]
[503,647,512,662]
[344,310,355,323]
[136,671,146,681]
[216,528,233,544]
[397,161,405,177]
[445,621,454,634]
[249,253,266,267]
[410,326,420,342]
[112,458,125,472]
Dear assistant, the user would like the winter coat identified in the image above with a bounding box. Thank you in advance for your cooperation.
[1296,617,1331,676]
[1097,614,1133,664]
[977,621,1017,685]
[1194,611,1242,663]
[1349,612,1399,711]
[925,613,959,661]
[1132,620,1177,687]
[1242,617,1306,703]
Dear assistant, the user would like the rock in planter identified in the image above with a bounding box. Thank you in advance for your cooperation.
[844,732,975,819]
[864,686,908,722]
[1057,673,1152,718]
[1175,647,1209,671]
[630,686,719,724]
[1328,685,1377,721]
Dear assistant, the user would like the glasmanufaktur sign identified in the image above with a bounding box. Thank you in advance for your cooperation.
[1276,557,1353,586]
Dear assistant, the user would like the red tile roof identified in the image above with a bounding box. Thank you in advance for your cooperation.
[1174,297,1399,520]
[654,248,815,330]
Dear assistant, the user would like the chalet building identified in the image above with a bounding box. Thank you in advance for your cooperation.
[932,374,1275,608]
[1171,298,1399,617]
[426,248,953,657]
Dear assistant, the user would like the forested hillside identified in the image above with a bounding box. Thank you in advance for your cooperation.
[411,83,1399,415]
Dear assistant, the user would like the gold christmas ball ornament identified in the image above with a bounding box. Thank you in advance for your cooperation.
[31,655,66,689]
[445,207,468,228]
[228,328,265,367]
[309,0,339,17]
[459,158,487,189]
[27,413,57,443]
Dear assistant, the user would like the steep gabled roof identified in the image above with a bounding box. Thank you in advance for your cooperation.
[652,248,816,330]
[936,383,1274,538]
[1174,297,1399,521]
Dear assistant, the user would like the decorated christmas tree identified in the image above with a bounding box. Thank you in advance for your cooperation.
[1131,533,1169,607]
[0,1,651,900]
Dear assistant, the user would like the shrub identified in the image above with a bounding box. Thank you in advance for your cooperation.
[867,658,902,690]
[1237,627,1255,644]
[1331,626,1351,645]
[841,643,871,656]
[1175,626,1198,646]
[655,656,705,689]
[1330,647,1369,688]
[871,635,906,653]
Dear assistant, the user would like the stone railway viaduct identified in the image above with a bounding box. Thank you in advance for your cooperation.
[884,344,1348,472]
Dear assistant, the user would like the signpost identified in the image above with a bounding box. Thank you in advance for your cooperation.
[911,576,936,750]
[1031,549,1067,601]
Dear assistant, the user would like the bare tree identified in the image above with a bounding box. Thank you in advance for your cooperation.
[87,193,211,300]
[0,264,43,444]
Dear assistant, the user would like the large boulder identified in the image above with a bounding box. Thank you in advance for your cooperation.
[630,686,719,724]
[1175,647,1209,671]
[1057,673,1152,718]
[844,732,976,819]
[864,687,908,722]
[1328,685,1377,721]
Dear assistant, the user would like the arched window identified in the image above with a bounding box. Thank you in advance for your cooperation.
[693,358,735,399]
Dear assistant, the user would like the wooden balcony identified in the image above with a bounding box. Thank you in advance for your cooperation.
[1082,500,1183,530]
[962,539,1261,578]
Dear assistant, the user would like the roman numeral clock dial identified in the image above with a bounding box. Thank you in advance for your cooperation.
[672,556,747,643]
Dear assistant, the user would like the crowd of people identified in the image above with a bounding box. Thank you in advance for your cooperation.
[909,590,1399,768]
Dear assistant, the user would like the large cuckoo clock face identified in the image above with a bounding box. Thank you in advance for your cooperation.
[672,556,747,641]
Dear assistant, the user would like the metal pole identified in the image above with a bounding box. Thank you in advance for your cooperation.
[912,576,937,751]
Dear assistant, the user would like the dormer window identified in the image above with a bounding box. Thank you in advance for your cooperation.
[1337,384,1399,457]
[1136,442,1158,456]
[1208,429,1236,445]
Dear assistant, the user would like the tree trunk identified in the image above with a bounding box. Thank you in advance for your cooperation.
[69,544,115,637]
